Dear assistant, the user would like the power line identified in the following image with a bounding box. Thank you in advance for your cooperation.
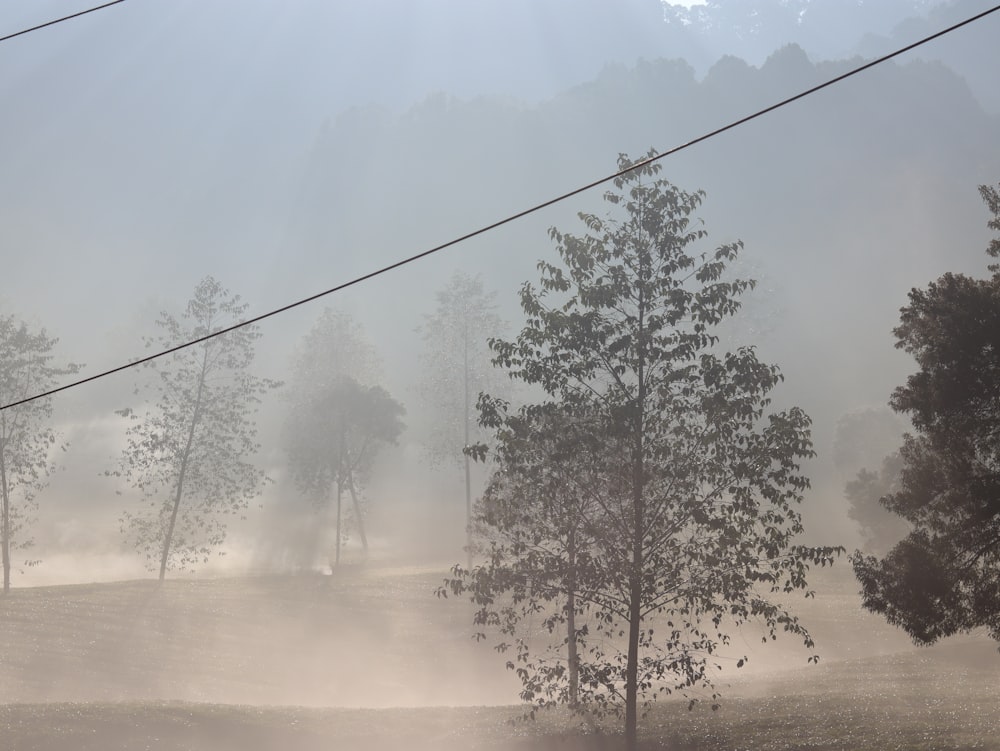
[0,0,127,44]
[3,2,999,412]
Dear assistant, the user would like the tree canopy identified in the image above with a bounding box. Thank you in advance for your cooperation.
[853,183,1000,645]
[284,309,404,567]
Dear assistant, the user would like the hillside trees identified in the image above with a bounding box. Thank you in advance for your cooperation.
[832,408,908,554]
[110,277,279,581]
[0,317,81,593]
[418,271,505,562]
[284,309,404,566]
[443,153,840,749]
[844,451,909,555]
[853,183,1000,645]
[832,408,904,481]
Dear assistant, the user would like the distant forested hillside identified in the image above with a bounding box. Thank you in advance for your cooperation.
[283,44,999,537]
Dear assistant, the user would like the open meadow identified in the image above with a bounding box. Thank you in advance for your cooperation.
[1,565,997,750]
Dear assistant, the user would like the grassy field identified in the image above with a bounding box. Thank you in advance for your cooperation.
[1,565,997,750]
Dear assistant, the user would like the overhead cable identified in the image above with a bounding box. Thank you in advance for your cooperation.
[3,2,999,412]
[0,1,127,44]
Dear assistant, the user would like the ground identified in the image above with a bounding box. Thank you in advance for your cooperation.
[0,565,997,750]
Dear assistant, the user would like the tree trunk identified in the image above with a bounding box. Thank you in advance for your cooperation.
[347,469,368,554]
[0,438,10,595]
[464,452,472,568]
[464,321,472,569]
[159,434,195,582]
[625,552,642,750]
[567,526,579,706]
[158,345,209,583]
[625,266,648,751]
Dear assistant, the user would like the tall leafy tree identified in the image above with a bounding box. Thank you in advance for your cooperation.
[853,183,1000,645]
[285,377,404,566]
[418,271,504,563]
[111,277,279,581]
[284,309,404,566]
[0,317,80,593]
[443,153,840,748]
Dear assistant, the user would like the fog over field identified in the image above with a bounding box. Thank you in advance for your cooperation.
[1,1,1000,748]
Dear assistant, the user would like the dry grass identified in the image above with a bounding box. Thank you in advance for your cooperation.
[0,565,998,750]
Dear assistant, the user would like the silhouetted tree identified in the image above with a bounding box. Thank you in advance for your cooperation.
[845,451,909,555]
[853,183,1000,645]
[442,153,840,749]
[284,310,403,566]
[0,317,80,593]
[111,277,279,581]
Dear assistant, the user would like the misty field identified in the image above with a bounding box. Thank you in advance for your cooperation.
[1,566,997,750]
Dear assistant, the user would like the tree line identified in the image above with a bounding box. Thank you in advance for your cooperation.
[0,271,501,587]
[2,153,998,749]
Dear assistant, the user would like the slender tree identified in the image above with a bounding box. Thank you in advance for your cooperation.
[418,271,504,564]
[111,277,279,581]
[453,400,619,711]
[0,317,80,593]
[443,153,840,748]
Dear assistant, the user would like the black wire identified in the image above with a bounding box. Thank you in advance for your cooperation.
[3,2,999,412]
[0,0,127,44]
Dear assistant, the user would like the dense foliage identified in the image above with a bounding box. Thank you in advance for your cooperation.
[853,183,1000,644]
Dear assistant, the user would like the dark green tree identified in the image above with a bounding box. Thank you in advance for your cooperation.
[111,277,279,581]
[443,153,840,748]
[853,183,1000,645]
[0,317,80,593]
